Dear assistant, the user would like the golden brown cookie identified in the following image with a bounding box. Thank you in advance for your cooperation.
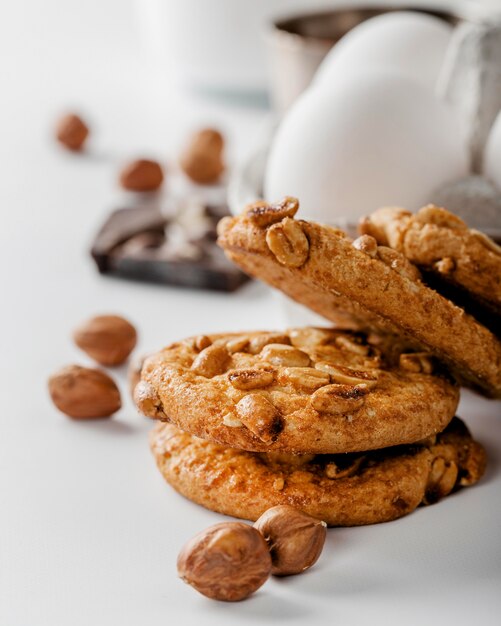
[136,328,458,454]
[217,198,501,397]
[150,417,486,527]
[359,205,501,326]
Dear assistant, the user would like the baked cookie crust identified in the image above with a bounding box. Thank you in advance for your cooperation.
[136,328,459,454]
[150,417,486,527]
[217,198,501,397]
[359,205,501,324]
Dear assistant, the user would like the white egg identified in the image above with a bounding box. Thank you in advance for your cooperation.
[314,11,453,91]
[484,111,501,191]
[265,70,468,222]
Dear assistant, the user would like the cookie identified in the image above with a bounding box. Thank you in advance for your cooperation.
[359,205,501,326]
[150,417,486,527]
[136,328,458,454]
[217,198,501,397]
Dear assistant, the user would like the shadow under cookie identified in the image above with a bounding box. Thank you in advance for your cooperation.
[150,417,486,527]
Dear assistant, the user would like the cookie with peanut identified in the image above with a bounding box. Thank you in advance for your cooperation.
[218,198,501,398]
[151,417,486,527]
[359,204,501,328]
[137,327,459,454]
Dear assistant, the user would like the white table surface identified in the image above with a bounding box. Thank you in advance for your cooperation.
[1,2,500,625]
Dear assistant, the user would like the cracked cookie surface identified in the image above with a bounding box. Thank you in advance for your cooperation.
[217,198,501,398]
[150,417,486,527]
[138,327,458,454]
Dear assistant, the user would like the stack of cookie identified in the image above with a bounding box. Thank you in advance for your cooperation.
[136,198,499,526]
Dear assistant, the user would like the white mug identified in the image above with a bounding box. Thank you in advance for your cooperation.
[135,0,337,95]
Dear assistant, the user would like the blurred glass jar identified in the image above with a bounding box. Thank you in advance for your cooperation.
[135,0,336,97]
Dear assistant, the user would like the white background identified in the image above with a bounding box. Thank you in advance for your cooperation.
[1,1,500,625]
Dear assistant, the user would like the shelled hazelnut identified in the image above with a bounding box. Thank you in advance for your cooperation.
[73,314,137,366]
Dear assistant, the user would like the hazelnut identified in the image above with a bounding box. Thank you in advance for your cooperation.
[73,314,137,366]
[254,505,327,576]
[119,159,164,192]
[177,522,271,601]
[48,365,121,419]
[55,113,89,151]
[180,128,225,184]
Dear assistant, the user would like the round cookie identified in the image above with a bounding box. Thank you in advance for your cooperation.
[217,198,501,397]
[136,328,459,454]
[359,204,501,325]
[150,417,486,527]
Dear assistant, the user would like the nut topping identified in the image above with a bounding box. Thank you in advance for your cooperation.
[435,257,455,275]
[288,327,333,348]
[324,455,366,479]
[133,380,167,420]
[310,384,368,414]
[377,246,421,282]
[415,205,465,229]
[177,522,271,601]
[334,335,370,356]
[191,344,230,377]
[225,336,250,353]
[248,333,291,354]
[73,314,137,366]
[194,335,212,351]
[399,352,434,374]
[470,229,501,255]
[244,197,299,227]
[272,477,285,491]
[424,457,458,504]
[235,394,281,442]
[459,444,487,486]
[352,234,378,257]
[260,344,311,368]
[279,367,330,392]
[48,365,121,419]
[228,367,275,390]
[315,362,378,388]
[266,217,309,268]
[253,506,326,576]
[222,413,243,428]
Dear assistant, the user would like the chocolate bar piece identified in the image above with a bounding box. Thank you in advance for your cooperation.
[91,204,250,292]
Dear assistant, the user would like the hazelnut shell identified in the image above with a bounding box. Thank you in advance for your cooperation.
[48,365,121,419]
[119,159,164,192]
[254,505,327,576]
[56,113,89,151]
[180,128,224,184]
[177,521,271,601]
[73,314,137,366]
